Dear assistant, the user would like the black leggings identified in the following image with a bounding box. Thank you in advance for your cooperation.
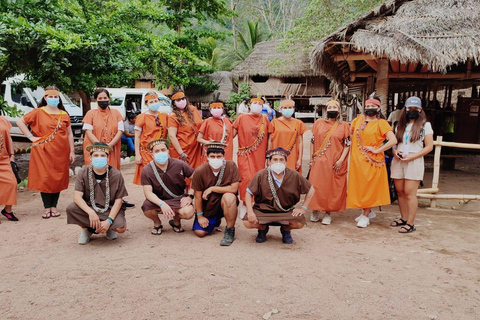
[41,192,60,208]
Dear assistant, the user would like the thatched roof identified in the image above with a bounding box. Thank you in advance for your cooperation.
[233,40,320,78]
[185,71,236,103]
[311,0,480,84]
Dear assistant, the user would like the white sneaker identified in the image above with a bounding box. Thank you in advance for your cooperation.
[356,215,370,228]
[321,214,331,225]
[78,228,92,245]
[355,210,376,222]
[106,229,118,240]
[310,211,321,222]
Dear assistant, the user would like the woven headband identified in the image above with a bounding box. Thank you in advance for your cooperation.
[280,99,295,108]
[209,102,224,108]
[45,90,60,96]
[147,138,170,150]
[171,92,185,100]
[365,98,381,107]
[145,93,158,102]
[326,100,340,107]
[250,98,263,104]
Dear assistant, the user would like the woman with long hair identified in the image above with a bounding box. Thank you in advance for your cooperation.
[167,90,203,169]
[0,116,18,221]
[82,88,124,170]
[17,86,75,218]
[390,96,433,233]
[308,100,350,225]
[197,95,233,161]
[347,96,397,228]
[133,91,169,185]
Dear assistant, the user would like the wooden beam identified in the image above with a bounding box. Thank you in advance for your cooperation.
[420,65,430,73]
[400,63,408,73]
[333,53,386,61]
[353,72,480,79]
[390,60,400,73]
[364,59,378,71]
[408,62,419,73]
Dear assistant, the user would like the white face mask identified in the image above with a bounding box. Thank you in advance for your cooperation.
[250,104,262,114]
[270,162,286,174]
[208,158,224,170]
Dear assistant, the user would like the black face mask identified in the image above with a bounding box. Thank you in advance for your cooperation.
[365,109,379,117]
[97,100,110,109]
[327,111,339,119]
[406,110,420,120]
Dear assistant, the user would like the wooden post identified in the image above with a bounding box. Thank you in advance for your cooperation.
[375,58,389,116]
[431,136,443,208]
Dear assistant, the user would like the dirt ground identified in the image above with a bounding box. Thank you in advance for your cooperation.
[1,129,480,320]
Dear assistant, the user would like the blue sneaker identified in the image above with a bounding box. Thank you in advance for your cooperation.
[280,226,293,244]
[255,225,269,243]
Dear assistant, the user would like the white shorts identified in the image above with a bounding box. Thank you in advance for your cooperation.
[391,156,425,181]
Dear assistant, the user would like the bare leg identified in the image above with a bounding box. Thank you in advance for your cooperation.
[113,224,127,233]
[362,208,371,216]
[143,209,162,227]
[403,179,420,225]
[243,220,267,230]
[395,179,408,220]
[4,205,12,212]
[283,220,305,231]
[221,193,238,228]
[194,230,207,238]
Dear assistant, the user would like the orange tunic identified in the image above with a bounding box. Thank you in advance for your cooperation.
[168,106,203,169]
[82,108,124,170]
[0,117,17,205]
[133,112,169,185]
[23,108,71,193]
[232,114,270,201]
[268,117,307,173]
[308,119,350,212]
[198,117,234,162]
[347,116,392,208]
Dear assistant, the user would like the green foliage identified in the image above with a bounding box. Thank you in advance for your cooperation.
[0,96,24,117]
[226,82,251,118]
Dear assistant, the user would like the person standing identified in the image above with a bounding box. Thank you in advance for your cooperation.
[387,102,404,127]
[197,97,234,161]
[122,112,137,157]
[232,97,270,215]
[390,96,434,233]
[17,86,75,218]
[308,100,350,225]
[0,116,18,221]
[133,91,169,185]
[347,96,397,228]
[82,88,124,170]
[268,99,307,173]
[168,90,203,169]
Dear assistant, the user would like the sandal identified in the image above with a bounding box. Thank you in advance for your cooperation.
[42,210,52,219]
[50,210,61,218]
[169,220,185,233]
[399,223,416,233]
[151,225,163,235]
[390,218,407,227]
[1,209,19,221]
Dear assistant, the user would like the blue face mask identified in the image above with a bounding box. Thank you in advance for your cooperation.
[92,157,108,169]
[149,103,160,112]
[47,98,60,107]
[282,109,294,118]
[154,151,169,165]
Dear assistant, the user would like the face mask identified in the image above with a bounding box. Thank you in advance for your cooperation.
[148,103,160,112]
[175,100,187,109]
[210,108,223,118]
[250,104,262,114]
[92,157,108,169]
[46,98,59,107]
[270,162,286,174]
[158,105,171,114]
[406,110,420,120]
[281,109,294,118]
[208,158,224,169]
[327,111,339,119]
[154,151,169,165]
[365,109,379,117]
[97,100,110,109]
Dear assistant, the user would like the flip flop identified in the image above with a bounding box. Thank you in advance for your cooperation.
[169,220,185,233]
[390,218,407,227]
[50,210,61,218]
[151,225,163,235]
[42,211,52,219]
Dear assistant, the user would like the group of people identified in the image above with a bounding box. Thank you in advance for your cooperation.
[0,88,433,245]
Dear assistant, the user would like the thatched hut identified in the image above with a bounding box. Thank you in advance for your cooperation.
[185,71,236,106]
[233,40,330,113]
[310,0,480,143]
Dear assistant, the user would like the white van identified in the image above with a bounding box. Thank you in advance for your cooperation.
[0,75,84,138]
[90,88,171,118]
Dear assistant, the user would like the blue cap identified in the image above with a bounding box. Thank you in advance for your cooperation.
[405,96,422,108]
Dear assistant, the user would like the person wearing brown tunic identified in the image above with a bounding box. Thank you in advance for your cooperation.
[66,142,128,244]
[243,148,315,244]
[191,142,240,246]
[141,139,195,235]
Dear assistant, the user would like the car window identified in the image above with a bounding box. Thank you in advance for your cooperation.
[111,96,124,106]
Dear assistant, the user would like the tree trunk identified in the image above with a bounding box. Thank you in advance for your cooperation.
[78,90,91,117]
[375,58,389,116]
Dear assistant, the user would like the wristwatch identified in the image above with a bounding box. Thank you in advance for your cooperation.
[188,194,194,199]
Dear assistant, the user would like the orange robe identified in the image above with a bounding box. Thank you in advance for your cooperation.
[347,116,392,208]
[198,117,234,162]
[268,117,307,173]
[232,114,270,201]
[168,106,203,169]
[133,112,169,185]
[308,119,350,212]
[82,108,124,170]
[0,117,17,205]
[23,108,71,193]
